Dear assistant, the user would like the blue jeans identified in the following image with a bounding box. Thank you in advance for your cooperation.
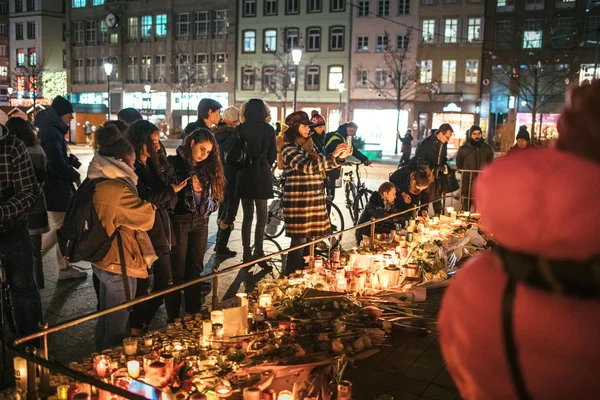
[93,266,137,351]
[0,221,43,337]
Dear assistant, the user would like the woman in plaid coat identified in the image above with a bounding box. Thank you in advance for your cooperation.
[280,111,351,274]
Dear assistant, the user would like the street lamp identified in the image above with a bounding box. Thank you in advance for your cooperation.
[291,48,302,111]
[103,62,113,120]
[144,83,151,119]
[337,80,345,122]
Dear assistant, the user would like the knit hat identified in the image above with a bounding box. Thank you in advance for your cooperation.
[516,127,530,142]
[310,110,326,127]
[469,125,482,135]
[117,108,143,126]
[222,106,239,123]
[285,111,312,127]
[51,96,74,117]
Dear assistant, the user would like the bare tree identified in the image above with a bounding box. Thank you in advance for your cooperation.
[365,30,419,154]
[13,56,46,108]
[168,52,208,122]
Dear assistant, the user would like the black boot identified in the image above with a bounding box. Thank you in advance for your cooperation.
[253,249,271,271]
[216,225,237,258]
[243,247,253,263]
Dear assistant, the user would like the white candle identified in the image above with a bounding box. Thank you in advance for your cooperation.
[123,338,137,356]
[202,319,213,338]
[277,390,293,400]
[409,219,416,228]
[210,310,224,325]
[432,216,439,225]
[337,278,347,291]
[13,357,28,393]
[450,211,457,220]
[446,206,454,215]
[236,293,248,307]
[258,293,272,308]
[464,211,470,218]
[127,360,140,379]
[93,355,110,378]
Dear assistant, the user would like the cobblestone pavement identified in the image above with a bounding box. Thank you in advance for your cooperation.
[2,144,460,399]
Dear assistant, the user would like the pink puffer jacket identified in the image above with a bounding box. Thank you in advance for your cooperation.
[438,148,600,400]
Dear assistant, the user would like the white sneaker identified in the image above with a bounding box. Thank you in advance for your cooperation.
[58,265,87,280]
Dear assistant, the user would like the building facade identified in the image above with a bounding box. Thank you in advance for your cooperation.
[481,0,596,148]
[0,0,9,102]
[66,0,236,133]
[9,0,65,108]
[414,0,484,145]
[348,0,419,154]
[235,0,351,129]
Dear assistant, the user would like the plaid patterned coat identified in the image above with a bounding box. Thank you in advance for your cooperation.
[281,141,341,238]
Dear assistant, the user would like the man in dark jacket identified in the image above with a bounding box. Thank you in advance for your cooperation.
[183,98,222,136]
[456,125,494,211]
[355,182,400,242]
[399,129,414,166]
[389,160,433,221]
[415,123,453,215]
[36,96,87,280]
[324,122,371,202]
[0,123,43,336]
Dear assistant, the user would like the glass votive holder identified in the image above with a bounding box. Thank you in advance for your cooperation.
[123,338,138,356]
[236,293,248,307]
[210,310,225,325]
[337,380,352,400]
[93,355,110,378]
[143,334,153,347]
[57,384,69,400]
[143,353,159,373]
[160,352,174,376]
[127,360,140,379]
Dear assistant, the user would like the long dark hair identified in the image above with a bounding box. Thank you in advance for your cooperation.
[283,124,300,143]
[96,125,134,160]
[125,120,173,181]
[6,117,38,146]
[180,128,225,203]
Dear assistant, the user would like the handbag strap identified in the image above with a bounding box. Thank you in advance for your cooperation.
[116,230,133,302]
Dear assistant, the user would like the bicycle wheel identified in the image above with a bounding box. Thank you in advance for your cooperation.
[264,190,285,239]
[253,239,285,279]
[328,201,344,233]
[345,182,357,225]
[353,189,373,225]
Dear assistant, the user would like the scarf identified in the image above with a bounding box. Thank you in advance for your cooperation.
[295,136,319,159]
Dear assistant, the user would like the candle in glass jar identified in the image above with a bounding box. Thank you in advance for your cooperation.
[202,319,213,338]
[236,293,248,307]
[93,355,110,378]
[313,257,323,268]
[210,310,225,325]
[337,380,352,400]
[57,385,69,400]
[337,278,347,291]
[258,293,272,308]
[123,338,138,356]
[450,211,457,220]
[215,381,232,398]
[432,216,439,225]
[127,360,140,379]
[446,206,454,215]
[143,335,153,347]
[243,387,261,400]
[277,390,293,400]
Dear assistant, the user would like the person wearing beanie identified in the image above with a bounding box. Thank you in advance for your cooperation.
[309,110,327,155]
[508,125,534,155]
[35,96,86,281]
[455,125,494,211]
[398,129,414,166]
[117,108,143,126]
[183,98,222,135]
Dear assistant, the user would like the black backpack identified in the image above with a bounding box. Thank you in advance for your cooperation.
[57,178,116,264]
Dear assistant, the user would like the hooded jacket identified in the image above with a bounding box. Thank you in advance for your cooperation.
[355,191,399,241]
[36,107,80,211]
[214,122,240,198]
[389,162,427,217]
[414,133,448,174]
[88,153,157,279]
[439,148,600,400]
[325,124,369,180]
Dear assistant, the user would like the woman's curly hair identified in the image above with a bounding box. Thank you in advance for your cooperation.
[125,120,173,183]
[180,128,225,203]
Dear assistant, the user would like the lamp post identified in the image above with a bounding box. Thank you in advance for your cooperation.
[337,80,345,122]
[144,83,151,119]
[291,48,302,111]
[7,87,13,106]
[103,62,113,120]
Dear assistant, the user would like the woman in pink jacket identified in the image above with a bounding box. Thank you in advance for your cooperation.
[439,81,600,400]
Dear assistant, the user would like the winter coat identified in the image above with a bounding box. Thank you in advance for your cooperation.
[325,124,368,181]
[36,107,80,211]
[214,123,240,199]
[235,99,277,199]
[311,130,326,155]
[400,134,413,153]
[389,163,427,217]
[168,147,218,217]
[455,138,494,199]
[184,118,209,136]
[415,133,448,175]
[439,148,600,400]
[25,145,49,234]
[133,159,177,258]
[281,141,342,238]
[506,143,535,156]
[355,191,399,241]
[87,153,157,279]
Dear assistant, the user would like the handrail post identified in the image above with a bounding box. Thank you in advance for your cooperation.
[370,218,376,251]
[212,266,220,310]
[38,321,50,395]
[309,237,315,268]
[26,347,38,400]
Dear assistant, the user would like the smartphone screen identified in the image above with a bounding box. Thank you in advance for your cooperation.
[128,380,161,400]
[347,136,353,146]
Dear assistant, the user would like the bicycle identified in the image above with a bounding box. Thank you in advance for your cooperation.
[265,176,345,240]
[344,162,373,225]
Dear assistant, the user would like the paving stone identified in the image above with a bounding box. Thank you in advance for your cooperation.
[387,377,429,395]
[403,366,439,383]
[421,384,459,400]
[433,372,457,390]
[414,356,445,372]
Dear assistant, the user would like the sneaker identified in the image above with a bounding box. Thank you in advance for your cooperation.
[58,265,87,280]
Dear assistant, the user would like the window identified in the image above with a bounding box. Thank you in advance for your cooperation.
[398,0,410,15]
[93,0,104,5]
[63,49,67,68]
[262,66,276,92]
[467,18,482,42]
[141,55,151,82]
[177,13,190,39]
[308,0,321,13]
[154,55,166,83]
[243,0,256,17]
[155,14,167,38]
[243,30,256,52]
[441,60,456,84]
[27,21,35,39]
[330,26,344,51]
[16,76,25,94]
[553,17,575,48]
[356,69,368,87]
[98,57,107,82]
[285,28,299,51]
[585,16,600,45]
[86,21,96,44]
[420,60,432,83]
[15,0,22,12]
[523,19,542,48]
[15,23,23,40]
[195,54,208,85]
[286,0,299,14]
[0,24,5,36]
[331,0,345,11]
[141,16,152,39]
[376,35,388,52]
[175,54,189,83]
[99,20,107,43]
[241,66,255,90]
[496,0,515,10]
[556,0,575,8]
[73,21,83,44]
[264,0,277,15]
[109,33,118,44]
[213,53,227,83]
[0,3,6,13]
[213,10,227,36]
[358,1,369,17]
[72,0,85,8]
[444,19,458,43]
[195,12,208,38]
[307,27,321,51]
[128,17,138,41]
[465,59,478,84]
[0,66,7,77]
[357,35,369,52]
[126,57,138,83]
[86,58,97,83]
[495,20,513,49]
[264,29,277,52]
[397,34,408,50]
[422,20,435,43]
[524,0,543,10]
[26,0,33,10]
[377,0,389,16]
[73,59,84,83]
[27,48,35,66]
[374,69,387,88]
[0,45,5,56]
[306,66,320,90]
[328,66,343,90]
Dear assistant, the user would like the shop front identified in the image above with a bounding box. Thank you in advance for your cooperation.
[123,91,169,136]
[414,101,478,149]
[171,92,229,132]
